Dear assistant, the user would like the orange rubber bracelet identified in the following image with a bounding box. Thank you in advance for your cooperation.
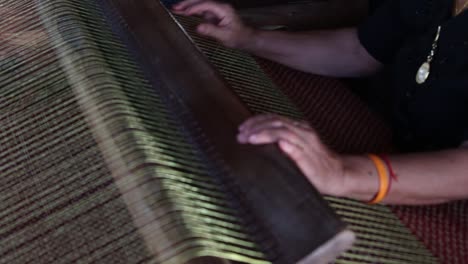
[367,154,390,204]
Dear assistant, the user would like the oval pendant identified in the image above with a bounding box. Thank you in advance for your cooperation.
[416,62,431,84]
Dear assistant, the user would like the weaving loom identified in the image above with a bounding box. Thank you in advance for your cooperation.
[0,0,459,263]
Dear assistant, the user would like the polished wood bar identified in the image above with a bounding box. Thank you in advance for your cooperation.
[103,0,355,263]
[238,0,368,30]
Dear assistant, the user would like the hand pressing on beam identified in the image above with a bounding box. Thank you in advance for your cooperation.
[237,114,350,197]
[238,114,468,205]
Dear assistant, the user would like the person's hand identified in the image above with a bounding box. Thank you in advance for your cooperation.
[172,0,255,49]
[237,114,348,196]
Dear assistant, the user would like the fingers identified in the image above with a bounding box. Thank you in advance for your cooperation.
[237,114,344,197]
[173,0,234,24]
[201,11,220,24]
[238,115,283,141]
[239,114,318,144]
[171,0,246,48]
[237,116,311,171]
[197,23,226,40]
[172,0,206,11]
[239,114,275,132]
[238,126,306,149]
[237,114,319,155]
[278,140,307,163]
[240,114,310,132]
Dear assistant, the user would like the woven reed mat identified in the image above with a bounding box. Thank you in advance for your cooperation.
[0,4,153,263]
[1,1,464,263]
[2,1,268,263]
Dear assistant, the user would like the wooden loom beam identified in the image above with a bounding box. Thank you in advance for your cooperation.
[103,0,355,263]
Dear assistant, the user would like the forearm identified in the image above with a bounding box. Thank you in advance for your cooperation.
[240,27,380,77]
[343,148,468,205]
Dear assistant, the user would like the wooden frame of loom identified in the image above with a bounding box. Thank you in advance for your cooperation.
[228,0,369,30]
[100,0,355,263]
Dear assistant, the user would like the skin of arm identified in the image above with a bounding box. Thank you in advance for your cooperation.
[241,28,381,77]
[173,0,382,77]
[343,148,468,205]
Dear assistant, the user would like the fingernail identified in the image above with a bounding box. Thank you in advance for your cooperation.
[279,141,293,153]
[272,121,283,127]
[249,135,258,143]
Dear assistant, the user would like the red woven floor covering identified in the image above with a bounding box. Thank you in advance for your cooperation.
[257,59,468,264]
[256,59,393,154]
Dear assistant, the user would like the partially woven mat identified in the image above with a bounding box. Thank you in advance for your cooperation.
[2,1,268,263]
[1,1,463,263]
[0,3,153,263]
[255,60,468,264]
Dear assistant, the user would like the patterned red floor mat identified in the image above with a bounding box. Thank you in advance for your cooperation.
[257,59,468,264]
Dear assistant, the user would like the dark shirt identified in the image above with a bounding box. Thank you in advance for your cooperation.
[358,0,468,152]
